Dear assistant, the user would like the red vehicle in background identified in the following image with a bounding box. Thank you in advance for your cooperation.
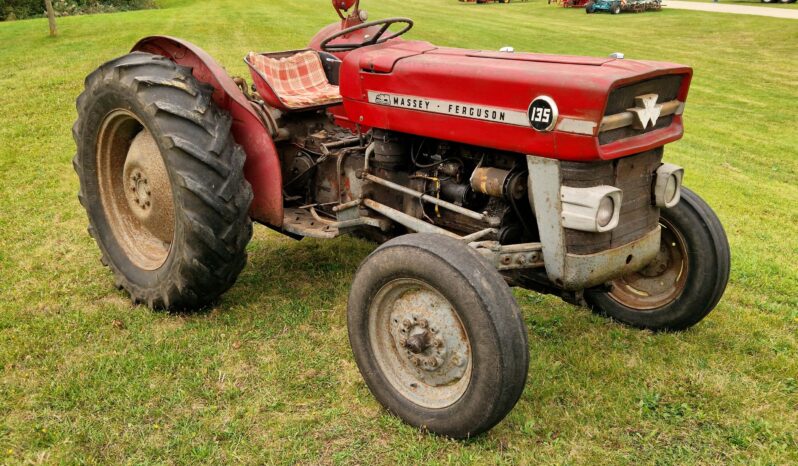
[551,0,592,7]
[73,0,729,438]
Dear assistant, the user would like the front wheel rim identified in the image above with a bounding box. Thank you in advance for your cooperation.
[608,218,689,310]
[368,278,472,409]
[96,110,175,270]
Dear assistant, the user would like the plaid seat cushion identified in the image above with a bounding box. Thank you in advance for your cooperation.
[247,51,342,109]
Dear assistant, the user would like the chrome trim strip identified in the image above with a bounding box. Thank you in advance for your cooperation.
[599,99,683,133]
[556,118,597,136]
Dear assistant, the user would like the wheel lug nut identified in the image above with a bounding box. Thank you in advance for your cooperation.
[402,319,411,328]
[418,319,428,329]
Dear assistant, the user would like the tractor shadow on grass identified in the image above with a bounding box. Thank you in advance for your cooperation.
[221,230,592,331]
[216,232,378,320]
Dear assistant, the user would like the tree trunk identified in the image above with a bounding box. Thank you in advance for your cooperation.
[44,0,58,36]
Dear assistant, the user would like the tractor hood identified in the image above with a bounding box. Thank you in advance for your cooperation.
[339,41,692,161]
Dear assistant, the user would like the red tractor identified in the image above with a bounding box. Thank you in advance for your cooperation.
[73,0,730,438]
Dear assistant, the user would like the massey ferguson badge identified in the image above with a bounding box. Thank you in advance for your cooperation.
[73,0,730,439]
[368,91,526,125]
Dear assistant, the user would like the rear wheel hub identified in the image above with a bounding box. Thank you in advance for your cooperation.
[121,129,174,243]
[96,110,175,270]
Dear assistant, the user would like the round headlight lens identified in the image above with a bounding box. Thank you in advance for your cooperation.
[664,175,678,203]
[597,196,615,228]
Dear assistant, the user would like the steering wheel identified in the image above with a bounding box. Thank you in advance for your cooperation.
[320,18,414,53]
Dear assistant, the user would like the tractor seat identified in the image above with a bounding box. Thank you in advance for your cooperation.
[245,51,342,111]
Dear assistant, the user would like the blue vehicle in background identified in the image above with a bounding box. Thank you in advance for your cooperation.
[585,0,661,13]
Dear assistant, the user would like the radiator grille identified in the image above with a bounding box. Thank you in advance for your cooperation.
[561,149,662,255]
[600,75,683,145]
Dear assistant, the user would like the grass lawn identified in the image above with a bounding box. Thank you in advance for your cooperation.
[1,0,797,463]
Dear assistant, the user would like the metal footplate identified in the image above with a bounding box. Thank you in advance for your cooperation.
[282,206,390,239]
[282,208,340,239]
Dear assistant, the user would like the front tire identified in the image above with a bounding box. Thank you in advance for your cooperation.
[585,188,730,331]
[73,52,253,310]
[348,234,529,438]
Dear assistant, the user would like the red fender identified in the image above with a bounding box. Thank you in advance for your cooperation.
[132,36,284,227]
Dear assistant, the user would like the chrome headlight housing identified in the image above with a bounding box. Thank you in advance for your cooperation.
[560,185,623,233]
[654,163,684,208]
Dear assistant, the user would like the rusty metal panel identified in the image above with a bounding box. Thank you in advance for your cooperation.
[526,156,567,284]
[470,241,545,271]
[560,226,662,290]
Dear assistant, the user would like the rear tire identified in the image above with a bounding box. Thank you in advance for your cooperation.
[586,2,595,12]
[73,52,253,310]
[612,3,622,13]
[585,188,730,331]
[348,234,529,438]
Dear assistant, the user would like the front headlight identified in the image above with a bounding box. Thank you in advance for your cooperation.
[597,196,616,228]
[654,163,684,208]
[560,185,623,233]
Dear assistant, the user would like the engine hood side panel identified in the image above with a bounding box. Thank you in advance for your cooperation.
[339,43,692,161]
